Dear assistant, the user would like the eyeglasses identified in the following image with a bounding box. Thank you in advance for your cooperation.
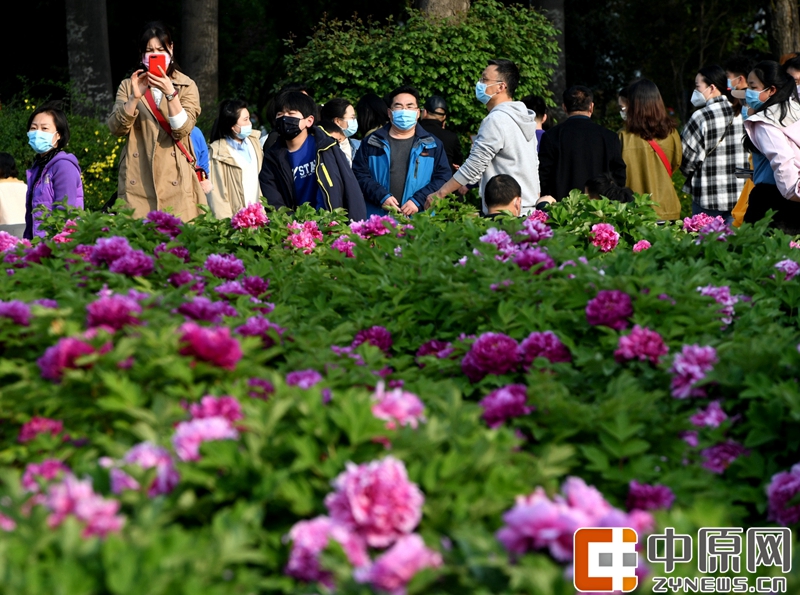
[391,103,419,111]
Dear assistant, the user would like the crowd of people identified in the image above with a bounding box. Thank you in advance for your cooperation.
[3,20,800,239]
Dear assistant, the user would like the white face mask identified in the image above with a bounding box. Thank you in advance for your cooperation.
[690,89,708,108]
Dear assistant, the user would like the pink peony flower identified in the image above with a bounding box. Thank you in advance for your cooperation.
[371,381,426,430]
[0,230,25,252]
[188,395,243,423]
[21,459,71,492]
[37,337,98,381]
[285,231,319,254]
[86,294,142,330]
[586,290,633,330]
[231,203,269,230]
[204,253,245,280]
[513,247,555,273]
[519,331,571,369]
[45,474,125,538]
[690,400,727,428]
[767,463,800,526]
[697,285,740,326]
[352,326,393,354]
[118,442,179,496]
[143,210,182,238]
[172,417,239,462]
[517,218,553,244]
[669,344,717,398]
[626,480,675,511]
[590,223,619,252]
[325,456,424,548]
[461,332,521,382]
[178,322,242,370]
[286,369,323,389]
[682,213,718,232]
[632,240,651,252]
[775,259,800,281]
[89,236,132,266]
[350,215,397,239]
[285,516,369,584]
[177,296,237,323]
[614,325,668,365]
[0,300,32,326]
[528,209,549,222]
[479,384,532,428]
[791,240,800,249]
[109,249,154,276]
[701,440,749,473]
[354,534,443,595]
[331,235,356,258]
[0,513,15,532]
[19,417,64,442]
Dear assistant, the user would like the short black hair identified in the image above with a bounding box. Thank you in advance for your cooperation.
[521,94,547,120]
[320,98,352,121]
[563,85,593,113]
[275,91,317,119]
[724,55,754,78]
[585,172,634,203]
[386,85,420,108]
[485,174,521,208]
[210,98,249,142]
[27,100,70,149]
[488,59,520,97]
[0,153,18,179]
[139,21,178,76]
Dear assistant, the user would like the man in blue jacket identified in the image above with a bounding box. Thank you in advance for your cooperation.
[259,91,367,221]
[353,86,451,216]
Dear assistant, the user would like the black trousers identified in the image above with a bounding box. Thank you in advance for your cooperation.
[744,183,800,234]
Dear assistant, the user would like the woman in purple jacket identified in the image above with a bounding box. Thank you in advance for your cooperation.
[25,101,84,239]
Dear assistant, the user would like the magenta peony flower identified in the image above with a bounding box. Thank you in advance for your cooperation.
[169,270,205,292]
[528,209,549,222]
[517,218,553,244]
[21,459,70,492]
[172,416,239,461]
[31,298,58,309]
[214,280,250,298]
[111,442,180,497]
[0,300,31,326]
[682,213,719,232]
[767,463,800,526]
[178,322,242,370]
[331,235,356,258]
[371,381,426,430]
[86,294,142,330]
[354,533,442,595]
[350,215,397,239]
[204,253,245,280]
[681,430,699,447]
[285,516,369,584]
[154,243,191,262]
[415,340,454,366]
[775,259,800,281]
[690,400,727,428]
[109,249,154,276]
[286,369,323,389]
[479,384,532,428]
[352,326,393,354]
[231,203,269,230]
[188,395,243,423]
[45,474,125,538]
[89,236,132,266]
[669,344,717,398]
[285,231,318,254]
[614,325,668,365]
[0,230,24,252]
[143,210,182,238]
[177,296,237,323]
[626,480,675,511]
[236,316,286,348]
[37,337,97,381]
[248,377,275,400]
[325,456,424,548]
[241,276,269,297]
[519,331,571,369]
[701,440,749,473]
[697,285,740,326]
[590,223,620,252]
[586,289,633,330]
[18,417,64,442]
[461,332,521,382]
[513,247,555,273]
[633,240,651,252]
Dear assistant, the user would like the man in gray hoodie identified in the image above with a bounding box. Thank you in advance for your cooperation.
[425,59,540,214]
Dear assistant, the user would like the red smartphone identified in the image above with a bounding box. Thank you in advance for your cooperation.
[148,54,167,76]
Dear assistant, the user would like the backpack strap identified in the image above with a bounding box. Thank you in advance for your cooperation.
[647,139,673,177]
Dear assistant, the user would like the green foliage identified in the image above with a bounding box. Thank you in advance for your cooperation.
[281,0,559,134]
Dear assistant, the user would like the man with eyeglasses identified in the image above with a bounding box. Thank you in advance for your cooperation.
[353,85,451,216]
[419,95,464,174]
[425,59,540,214]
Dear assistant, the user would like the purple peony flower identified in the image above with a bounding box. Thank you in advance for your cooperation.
[669,344,718,399]
[415,340,454,366]
[109,250,154,276]
[462,332,521,382]
[143,210,182,238]
[697,285,740,326]
[86,294,142,330]
[614,325,668,365]
[701,440,749,473]
[331,235,356,258]
[286,369,323,389]
[697,218,734,242]
[690,400,727,428]
[204,253,245,280]
[177,296,237,323]
[586,290,633,330]
[37,337,98,382]
[519,331,571,369]
[626,480,675,511]
[513,247,555,273]
[31,298,59,309]
[178,322,242,370]
[154,243,191,262]
[0,300,32,326]
[352,326,393,354]
[241,276,269,297]
[767,463,800,526]
[517,218,553,244]
[214,280,250,298]
[89,236,132,266]
[775,259,800,281]
[169,270,205,292]
[112,442,180,497]
[23,243,52,264]
[248,378,275,400]
[479,384,532,428]
[235,316,286,348]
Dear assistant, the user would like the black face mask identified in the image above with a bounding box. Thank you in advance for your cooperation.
[274,116,303,141]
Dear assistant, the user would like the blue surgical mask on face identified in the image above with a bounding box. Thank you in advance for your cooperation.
[343,118,358,138]
[475,81,494,105]
[391,110,417,131]
[28,130,56,154]
[745,89,766,111]
[727,78,733,90]
[235,125,252,140]
[741,106,749,120]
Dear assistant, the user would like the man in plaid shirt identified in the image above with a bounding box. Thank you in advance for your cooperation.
[681,66,748,223]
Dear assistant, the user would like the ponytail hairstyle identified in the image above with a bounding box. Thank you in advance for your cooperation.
[210,99,249,142]
[698,65,734,108]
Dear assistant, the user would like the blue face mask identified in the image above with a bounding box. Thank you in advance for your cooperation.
[741,106,749,120]
[727,78,733,90]
[343,118,358,138]
[745,89,766,111]
[475,81,494,105]
[235,125,252,140]
[28,130,56,154]
[391,110,417,131]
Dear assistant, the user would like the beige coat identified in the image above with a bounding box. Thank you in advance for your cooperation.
[107,70,207,221]
[207,132,264,219]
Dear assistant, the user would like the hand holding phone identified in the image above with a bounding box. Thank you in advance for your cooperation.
[148,54,167,76]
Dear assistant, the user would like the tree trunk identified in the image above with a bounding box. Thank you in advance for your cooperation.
[416,0,470,18]
[535,0,567,123]
[65,0,113,117]
[766,0,800,60]
[181,0,219,111]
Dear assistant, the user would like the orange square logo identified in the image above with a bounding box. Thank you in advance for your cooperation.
[574,527,639,593]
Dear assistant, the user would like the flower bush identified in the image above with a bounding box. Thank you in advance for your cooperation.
[0,194,799,594]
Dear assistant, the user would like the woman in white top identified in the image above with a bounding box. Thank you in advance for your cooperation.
[0,153,26,229]
[320,98,360,166]
[207,99,264,219]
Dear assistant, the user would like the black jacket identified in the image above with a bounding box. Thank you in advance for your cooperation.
[538,115,626,201]
[258,126,367,221]
[418,118,463,174]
